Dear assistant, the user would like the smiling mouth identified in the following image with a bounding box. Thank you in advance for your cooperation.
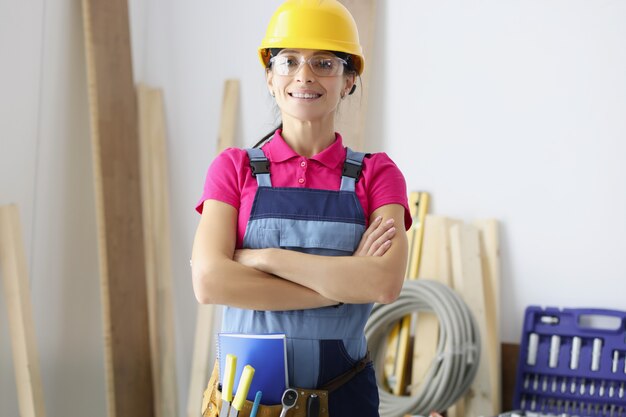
[289,92,322,99]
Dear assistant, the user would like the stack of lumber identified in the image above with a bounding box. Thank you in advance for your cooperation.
[416,215,501,417]
[385,193,502,417]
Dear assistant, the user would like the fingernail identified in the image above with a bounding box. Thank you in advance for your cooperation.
[388,227,396,233]
[386,218,395,225]
[375,216,382,222]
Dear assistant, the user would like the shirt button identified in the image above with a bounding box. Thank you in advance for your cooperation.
[300,161,307,168]
[298,178,305,184]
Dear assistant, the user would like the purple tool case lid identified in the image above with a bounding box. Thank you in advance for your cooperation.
[514,306,626,416]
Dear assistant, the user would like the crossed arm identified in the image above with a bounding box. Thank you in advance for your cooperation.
[191,199,408,310]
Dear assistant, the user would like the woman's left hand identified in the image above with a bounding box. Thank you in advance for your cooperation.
[353,216,396,257]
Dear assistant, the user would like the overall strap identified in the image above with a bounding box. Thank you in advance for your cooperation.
[340,148,367,192]
[245,148,272,187]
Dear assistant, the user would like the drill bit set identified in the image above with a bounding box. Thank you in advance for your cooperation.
[514,307,626,417]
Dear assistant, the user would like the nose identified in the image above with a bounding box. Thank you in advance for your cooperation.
[295,60,315,83]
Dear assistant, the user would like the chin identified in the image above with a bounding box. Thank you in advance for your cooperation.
[284,107,336,123]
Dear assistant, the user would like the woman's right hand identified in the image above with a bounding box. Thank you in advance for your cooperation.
[353,216,396,257]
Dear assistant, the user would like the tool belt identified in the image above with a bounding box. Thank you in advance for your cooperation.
[201,352,371,417]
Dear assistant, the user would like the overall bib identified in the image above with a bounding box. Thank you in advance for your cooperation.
[221,146,379,416]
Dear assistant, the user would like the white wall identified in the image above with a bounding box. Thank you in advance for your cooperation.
[1,1,106,417]
[2,1,625,416]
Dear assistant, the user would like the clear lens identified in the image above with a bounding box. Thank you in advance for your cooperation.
[270,53,346,77]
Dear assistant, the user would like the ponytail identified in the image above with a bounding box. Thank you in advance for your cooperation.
[253,122,282,148]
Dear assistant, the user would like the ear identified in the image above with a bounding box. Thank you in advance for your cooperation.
[344,73,356,96]
[266,69,274,96]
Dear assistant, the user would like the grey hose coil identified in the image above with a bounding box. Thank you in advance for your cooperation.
[365,279,481,417]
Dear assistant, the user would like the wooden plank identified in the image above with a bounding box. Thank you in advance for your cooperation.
[393,192,429,395]
[411,217,463,399]
[187,305,216,417]
[409,215,449,396]
[474,219,501,413]
[81,1,154,416]
[337,0,376,150]
[442,218,466,417]
[186,79,240,417]
[217,80,239,153]
[137,84,178,417]
[449,223,494,417]
[383,192,421,392]
[0,204,46,417]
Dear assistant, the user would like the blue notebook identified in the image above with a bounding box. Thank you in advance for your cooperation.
[218,333,288,405]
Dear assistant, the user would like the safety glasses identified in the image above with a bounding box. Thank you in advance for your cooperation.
[269,53,347,77]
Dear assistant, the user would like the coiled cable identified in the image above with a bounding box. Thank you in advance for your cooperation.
[365,279,481,417]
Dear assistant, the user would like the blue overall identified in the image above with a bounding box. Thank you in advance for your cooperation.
[221,146,379,416]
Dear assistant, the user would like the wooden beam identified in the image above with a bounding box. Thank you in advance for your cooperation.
[217,80,240,153]
[137,84,178,417]
[0,204,46,417]
[410,215,451,396]
[81,1,154,416]
[474,219,501,413]
[186,79,240,417]
[449,223,495,417]
[337,0,377,150]
[393,192,429,395]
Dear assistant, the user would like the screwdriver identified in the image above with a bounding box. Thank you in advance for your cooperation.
[307,394,320,417]
[249,391,262,417]
[220,354,237,417]
[229,365,255,417]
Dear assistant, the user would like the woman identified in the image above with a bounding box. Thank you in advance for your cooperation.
[192,0,412,415]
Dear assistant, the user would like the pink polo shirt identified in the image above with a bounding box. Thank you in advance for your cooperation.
[196,131,412,248]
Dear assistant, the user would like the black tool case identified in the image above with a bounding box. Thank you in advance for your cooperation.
[514,306,626,417]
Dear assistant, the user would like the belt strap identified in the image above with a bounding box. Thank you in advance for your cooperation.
[319,351,371,393]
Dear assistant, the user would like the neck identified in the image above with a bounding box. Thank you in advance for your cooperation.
[281,115,336,157]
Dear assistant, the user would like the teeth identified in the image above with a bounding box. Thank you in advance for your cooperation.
[291,92,320,99]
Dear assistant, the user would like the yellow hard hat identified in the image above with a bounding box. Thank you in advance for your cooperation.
[259,0,364,75]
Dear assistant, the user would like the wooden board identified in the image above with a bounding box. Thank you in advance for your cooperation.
[0,205,46,417]
[474,219,501,413]
[410,215,451,396]
[217,80,240,153]
[81,1,154,415]
[449,223,494,417]
[186,79,240,417]
[337,0,376,150]
[393,192,429,395]
[137,84,178,417]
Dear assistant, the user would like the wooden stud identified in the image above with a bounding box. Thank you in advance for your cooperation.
[383,192,423,391]
[137,84,178,417]
[217,80,240,153]
[337,0,377,150]
[449,223,495,417]
[387,192,429,396]
[409,215,449,396]
[186,79,240,417]
[81,1,154,415]
[0,204,46,417]
[474,219,501,413]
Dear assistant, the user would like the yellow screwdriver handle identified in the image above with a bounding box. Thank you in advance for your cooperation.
[222,354,237,402]
[232,365,255,411]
